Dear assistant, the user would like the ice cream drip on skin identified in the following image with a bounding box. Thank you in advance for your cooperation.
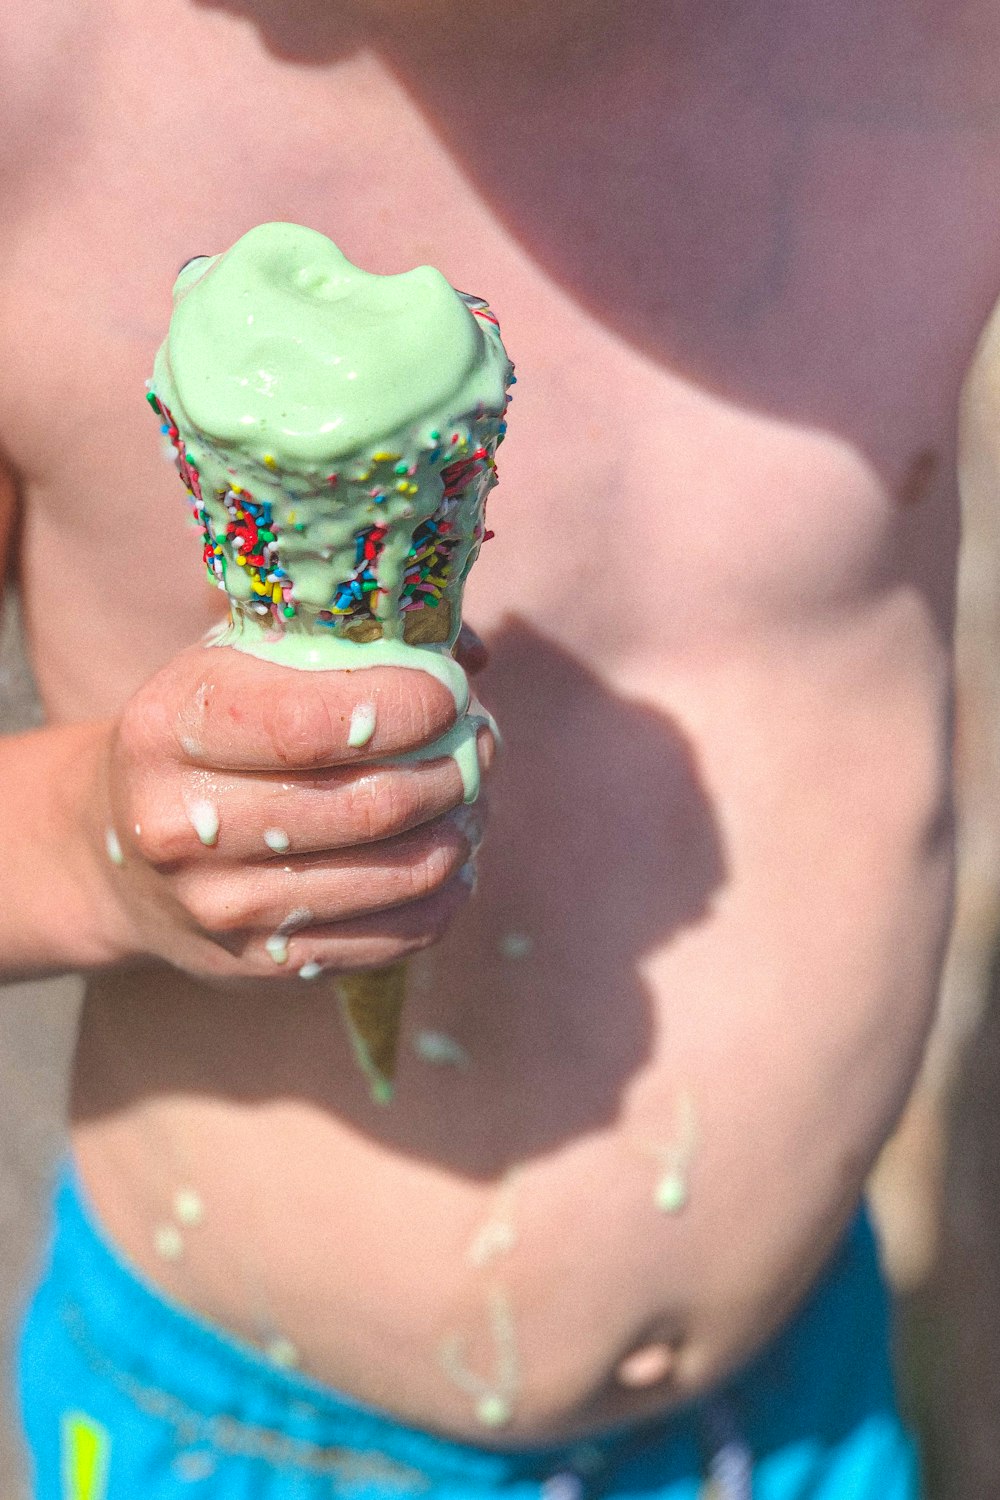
[209,620,472,714]
[431,1174,522,1424]
[142,1116,314,1391]
[263,827,290,853]
[468,1169,520,1268]
[395,694,501,809]
[439,1284,520,1430]
[266,1336,300,1370]
[151,1176,207,1263]
[347,702,377,748]
[154,1223,183,1262]
[633,1089,698,1215]
[282,906,314,931]
[396,715,489,804]
[265,906,314,967]
[186,799,220,847]
[174,1189,204,1227]
[105,827,125,867]
[265,935,290,965]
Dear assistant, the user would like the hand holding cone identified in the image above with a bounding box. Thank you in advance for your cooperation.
[149,223,514,1102]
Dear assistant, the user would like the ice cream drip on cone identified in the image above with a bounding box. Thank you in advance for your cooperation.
[336,963,409,1106]
[149,222,514,1102]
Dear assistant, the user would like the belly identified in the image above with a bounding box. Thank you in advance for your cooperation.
[70,1016,706,1443]
[68,623,952,1443]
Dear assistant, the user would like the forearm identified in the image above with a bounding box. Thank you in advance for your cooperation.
[0,718,130,978]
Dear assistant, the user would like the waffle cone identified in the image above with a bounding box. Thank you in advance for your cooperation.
[336,964,408,1104]
[338,604,454,1103]
[337,597,452,646]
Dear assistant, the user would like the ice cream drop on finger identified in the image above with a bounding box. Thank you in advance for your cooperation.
[148,222,515,1102]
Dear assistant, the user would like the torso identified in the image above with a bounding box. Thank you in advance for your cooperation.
[0,0,997,1442]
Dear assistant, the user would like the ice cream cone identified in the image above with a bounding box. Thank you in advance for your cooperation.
[149,223,513,1103]
[335,963,409,1106]
[336,601,452,1105]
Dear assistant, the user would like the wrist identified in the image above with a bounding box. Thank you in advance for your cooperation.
[1,718,140,976]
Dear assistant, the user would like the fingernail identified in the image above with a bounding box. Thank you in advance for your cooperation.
[469,696,503,753]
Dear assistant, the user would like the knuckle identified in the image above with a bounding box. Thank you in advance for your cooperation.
[406,839,462,902]
[131,808,190,866]
[178,877,248,936]
[341,767,462,846]
[262,680,337,768]
[345,773,412,843]
[381,675,454,748]
[118,683,176,763]
[419,840,461,894]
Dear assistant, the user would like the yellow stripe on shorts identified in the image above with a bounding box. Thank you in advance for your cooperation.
[60,1412,110,1500]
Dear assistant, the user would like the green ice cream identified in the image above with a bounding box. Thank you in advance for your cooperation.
[149,222,514,703]
[158,222,508,466]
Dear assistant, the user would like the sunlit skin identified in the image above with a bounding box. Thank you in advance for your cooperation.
[0,0,998,1445]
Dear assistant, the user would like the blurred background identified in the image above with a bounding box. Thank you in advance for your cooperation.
[0,499,999,1496]
[0,596,81,1500]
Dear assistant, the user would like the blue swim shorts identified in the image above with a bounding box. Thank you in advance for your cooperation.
[15,1165,920,1498]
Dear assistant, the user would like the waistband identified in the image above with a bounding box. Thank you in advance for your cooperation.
[45,1162,704,1488]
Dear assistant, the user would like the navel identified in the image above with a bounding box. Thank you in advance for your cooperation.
[615,1339,679,1389]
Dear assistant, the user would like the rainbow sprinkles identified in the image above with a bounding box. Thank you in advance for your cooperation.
[147,229,514,652]
[148,385,508,638]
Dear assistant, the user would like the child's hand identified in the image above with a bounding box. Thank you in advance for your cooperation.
[102,642,491,982]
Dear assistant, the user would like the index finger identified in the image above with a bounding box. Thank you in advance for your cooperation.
[160,643,468,771]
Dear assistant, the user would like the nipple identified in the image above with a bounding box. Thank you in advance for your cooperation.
[615,1340,678,1390]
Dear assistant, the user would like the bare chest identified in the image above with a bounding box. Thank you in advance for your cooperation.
[2,3,993,713]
